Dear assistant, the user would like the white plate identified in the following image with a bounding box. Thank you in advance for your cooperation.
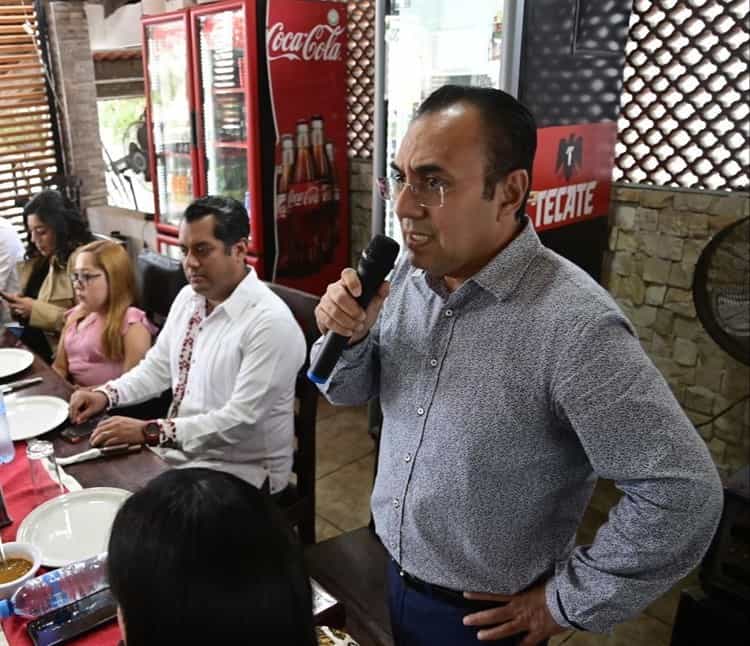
[17,487,131,567]
[0,348,33,379]
[6,395,69,441]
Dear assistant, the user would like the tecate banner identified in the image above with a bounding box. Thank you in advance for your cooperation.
[267,0,349,282]
[527,121,617,232]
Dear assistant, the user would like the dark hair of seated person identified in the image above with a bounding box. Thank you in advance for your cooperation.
[108,468,317,646]
[22,189,93,265]
[183,195,250,250]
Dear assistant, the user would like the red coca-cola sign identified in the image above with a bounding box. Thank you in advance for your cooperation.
[288,181,321,210]
[267,0,349,294]
[267,22,345,62]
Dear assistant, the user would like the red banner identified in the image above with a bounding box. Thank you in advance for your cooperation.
[527,121,617,232]
[267,0,349,294]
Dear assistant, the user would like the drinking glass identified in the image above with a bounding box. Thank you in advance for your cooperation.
[26,440,64,505]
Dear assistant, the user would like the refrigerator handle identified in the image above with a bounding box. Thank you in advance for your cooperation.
[190,109,198,149]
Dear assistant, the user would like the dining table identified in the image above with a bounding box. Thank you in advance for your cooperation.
[0,329,347,646]
[1,328,170,491]
[0,329,171,646]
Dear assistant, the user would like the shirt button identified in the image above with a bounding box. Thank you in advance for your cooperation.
[392,498,400,509]
[429,358,437,367]
[445,309,453,318]
[404,453,411,463]
[417,407,424,416]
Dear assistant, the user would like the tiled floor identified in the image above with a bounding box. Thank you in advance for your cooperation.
[314,398,692,645]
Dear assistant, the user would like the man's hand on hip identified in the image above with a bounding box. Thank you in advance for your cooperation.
[462,582,566,645]
[90,416,147,447]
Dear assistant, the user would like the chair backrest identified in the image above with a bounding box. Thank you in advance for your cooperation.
[265,281,320,544]
[135,249,187,327]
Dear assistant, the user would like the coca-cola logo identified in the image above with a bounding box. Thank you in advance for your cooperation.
[267,22,344,62]
[288,184,321,209]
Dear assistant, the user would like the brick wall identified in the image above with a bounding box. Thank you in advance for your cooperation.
[45,0,107,208]
[605,185,750,479]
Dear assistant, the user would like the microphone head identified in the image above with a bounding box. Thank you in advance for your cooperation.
[361,234,400,272]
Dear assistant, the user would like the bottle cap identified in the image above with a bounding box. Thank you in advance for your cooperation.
[0,599,13,619]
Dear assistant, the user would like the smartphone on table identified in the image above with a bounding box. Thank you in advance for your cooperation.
[60,415,109,444]
[27,587,117,646]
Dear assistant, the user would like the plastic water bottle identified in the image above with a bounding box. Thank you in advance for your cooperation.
[0,553,108,619]
[0,392,15,464]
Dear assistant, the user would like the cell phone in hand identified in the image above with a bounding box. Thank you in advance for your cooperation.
[60,415,109,444]
[27,587,117,646]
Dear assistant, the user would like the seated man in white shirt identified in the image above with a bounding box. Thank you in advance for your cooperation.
[68,196,306,494]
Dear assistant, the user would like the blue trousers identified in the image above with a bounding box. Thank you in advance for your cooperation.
[388,560,546,646]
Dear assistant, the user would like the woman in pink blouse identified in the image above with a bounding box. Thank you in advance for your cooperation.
[53,240,156,387]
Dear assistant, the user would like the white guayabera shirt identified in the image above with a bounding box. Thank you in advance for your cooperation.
[100,269,305,493]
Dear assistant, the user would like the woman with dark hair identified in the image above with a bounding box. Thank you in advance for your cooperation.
[0,190,93,362]
[108,468,357,646]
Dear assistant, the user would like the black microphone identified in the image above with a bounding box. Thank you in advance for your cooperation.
[308,235,400,384]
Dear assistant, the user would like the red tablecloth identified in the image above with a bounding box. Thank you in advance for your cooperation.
[0,443,122,645]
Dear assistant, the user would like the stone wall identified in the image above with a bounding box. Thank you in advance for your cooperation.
[604,185,750,479]
[46,1,108,208]
[349,158,373,267]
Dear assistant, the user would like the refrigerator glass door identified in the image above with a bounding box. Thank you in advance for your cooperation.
[144,18,194,229]
[384,0,505,246]
[194,7,249,205]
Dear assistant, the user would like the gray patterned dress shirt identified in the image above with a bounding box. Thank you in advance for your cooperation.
[313,219,723,633]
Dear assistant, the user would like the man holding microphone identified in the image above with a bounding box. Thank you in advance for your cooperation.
[312,85,722,646]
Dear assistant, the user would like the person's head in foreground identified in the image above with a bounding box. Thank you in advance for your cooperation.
[108,468,317,646]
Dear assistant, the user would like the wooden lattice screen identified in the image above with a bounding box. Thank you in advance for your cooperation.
[615,0,749,191]
[0,0,60,235]
[345,0,374,159]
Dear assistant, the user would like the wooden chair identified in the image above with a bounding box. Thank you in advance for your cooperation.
[303,396,392,646]
[265,282,320,545]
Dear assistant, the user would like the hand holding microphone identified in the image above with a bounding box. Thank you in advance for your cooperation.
[309,235,399,384]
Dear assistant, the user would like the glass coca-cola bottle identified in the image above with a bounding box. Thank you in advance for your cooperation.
[293,120,319,273]
[311,116,331,265]
[276,134,295,274]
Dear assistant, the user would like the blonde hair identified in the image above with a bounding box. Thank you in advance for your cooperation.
[69,240,137,361]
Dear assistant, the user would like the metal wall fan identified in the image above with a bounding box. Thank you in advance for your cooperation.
[693,216,750,367]
[103,113,150,210]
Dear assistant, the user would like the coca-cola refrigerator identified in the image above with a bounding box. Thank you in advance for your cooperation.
[142,0,349,295]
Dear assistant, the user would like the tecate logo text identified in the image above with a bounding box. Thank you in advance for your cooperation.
[267,22,344,62]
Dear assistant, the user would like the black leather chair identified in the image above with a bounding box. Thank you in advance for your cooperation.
[265,281,320,545]
[117,249,187,420]
[135,249,188,328]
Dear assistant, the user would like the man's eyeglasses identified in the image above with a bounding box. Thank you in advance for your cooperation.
[70,272,104,286]
[377,176,447,208]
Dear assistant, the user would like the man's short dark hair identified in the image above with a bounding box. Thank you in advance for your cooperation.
[183,196,250,249]
[415,85,537,219]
